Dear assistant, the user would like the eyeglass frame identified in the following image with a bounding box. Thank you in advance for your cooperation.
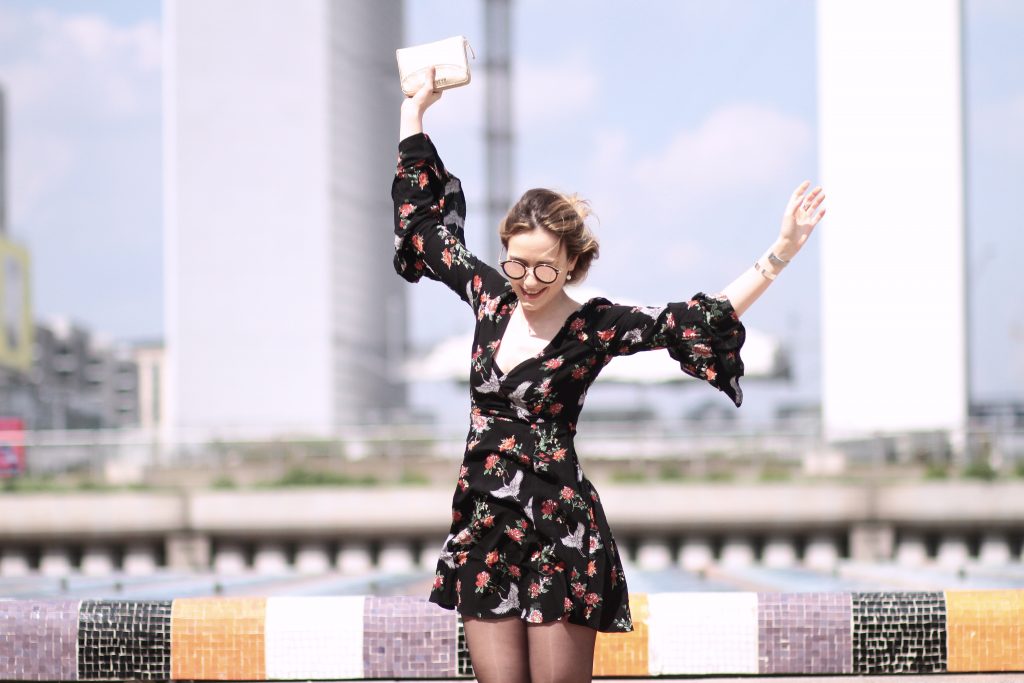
[499,258,562,284]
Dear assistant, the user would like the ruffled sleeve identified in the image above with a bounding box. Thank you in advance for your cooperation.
[392,133,504,310]
[585,293,746,407]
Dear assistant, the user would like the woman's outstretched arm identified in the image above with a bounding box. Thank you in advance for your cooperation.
[719,180,826,318]
[400,68,442,141]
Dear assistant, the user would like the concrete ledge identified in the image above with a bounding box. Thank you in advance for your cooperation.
[1,590,1023,680]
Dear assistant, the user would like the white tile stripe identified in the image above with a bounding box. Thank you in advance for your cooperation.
[647,592,759,675]
[265,596,365,679]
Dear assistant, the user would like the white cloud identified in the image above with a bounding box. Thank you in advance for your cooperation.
[1,7,161,118]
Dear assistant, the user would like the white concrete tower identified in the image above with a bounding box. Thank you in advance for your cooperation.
[164,0,406,440]
[817,0,968,441]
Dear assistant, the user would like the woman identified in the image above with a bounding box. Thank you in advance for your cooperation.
[393,71,825,683]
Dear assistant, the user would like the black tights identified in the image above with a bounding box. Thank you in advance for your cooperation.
[463,615,597,683]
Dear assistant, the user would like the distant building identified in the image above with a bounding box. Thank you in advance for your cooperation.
[0,317,144,430]
[164,1,407,440]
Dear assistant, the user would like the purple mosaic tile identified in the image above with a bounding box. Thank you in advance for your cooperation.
[758,592,852,674]
[0,599,79,681]
[363,596,456,678]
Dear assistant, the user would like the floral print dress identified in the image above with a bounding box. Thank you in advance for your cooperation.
[392,133,746,633]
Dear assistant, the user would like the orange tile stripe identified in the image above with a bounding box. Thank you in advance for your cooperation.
[171,597,267,680]
[947,590,1024,672]
[593,592,649,676]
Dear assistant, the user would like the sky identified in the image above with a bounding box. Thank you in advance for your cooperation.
[0,0,1021,419]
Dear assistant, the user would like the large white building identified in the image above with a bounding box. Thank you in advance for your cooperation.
[817,0,968,442]
[164,1,407,440]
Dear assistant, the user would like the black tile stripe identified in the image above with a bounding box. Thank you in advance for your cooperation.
[852,591,947,674]
[77,600,171,680]
[455,613,475,678]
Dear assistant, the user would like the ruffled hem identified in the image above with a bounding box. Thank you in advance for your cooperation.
[428,591,634,634]
[668,291,746,407]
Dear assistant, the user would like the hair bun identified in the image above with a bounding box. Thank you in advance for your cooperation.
[564,193,592,222]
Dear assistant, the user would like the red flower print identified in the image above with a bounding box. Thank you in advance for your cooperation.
[506,527,524,543]
[564,598,573,613]
[456,551,468,566]
[585,592,601,606]
[528,582,542,598]
[441,248,453,268]
[482,515,495,528]
[476,571,490,589]
[486,550,499,567]
[411,234,424,252]
[459,465,469,477]
[550,403,563,415]
[560,486,575,501]
[499,436,516,452]
[555,561,566,572]
[472,274,482,292]
[665,312,676,329]
[544,357,564,370]
[692,343,712,358]
[399,202,414,217]
[485,454,500,470]
[527,609,544,624]
[683,327,699,339]
[508,564,522,578]
[571,367,587,380]
[705,365,717,380]
[552,449,567,461]
[570,318,585,332]
[433,573,444,589]
[418,171,428,189]
[541,499,558,516]
[571,582,586,598]
[597,328,615,342]
[587,560,597,577]
[452,509,462,522]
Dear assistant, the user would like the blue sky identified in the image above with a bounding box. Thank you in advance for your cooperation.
[0,1,1021,412]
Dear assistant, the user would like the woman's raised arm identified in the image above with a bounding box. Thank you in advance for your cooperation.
[719,181,826,318]
[400,68,442,141]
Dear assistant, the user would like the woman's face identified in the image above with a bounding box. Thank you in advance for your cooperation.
[503,228,577,314]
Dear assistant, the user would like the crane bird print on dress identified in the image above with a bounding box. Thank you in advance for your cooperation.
[622,328,644,345]
[438,532,457,569]
[508,381,534,420]
[477,369,503,394]
[491,582,520,615]
[561,521,587,556]
[523,496,535,524]
[633,305,664,321]
[492,469,523,500]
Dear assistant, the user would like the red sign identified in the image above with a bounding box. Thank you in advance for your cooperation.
[0,418,25,477]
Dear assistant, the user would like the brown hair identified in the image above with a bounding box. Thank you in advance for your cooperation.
[498,188,600,282]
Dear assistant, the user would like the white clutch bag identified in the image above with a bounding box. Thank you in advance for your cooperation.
[396,35,475,97]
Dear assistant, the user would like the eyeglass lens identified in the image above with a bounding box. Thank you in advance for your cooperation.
[501,260,559,284]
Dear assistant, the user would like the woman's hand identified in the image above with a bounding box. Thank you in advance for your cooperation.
[775,180,826,261]
[399,68,441,140]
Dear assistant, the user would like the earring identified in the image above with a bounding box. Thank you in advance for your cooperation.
[567,273,573,281]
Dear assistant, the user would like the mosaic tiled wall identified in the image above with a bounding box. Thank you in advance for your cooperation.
[0,591,1023,680]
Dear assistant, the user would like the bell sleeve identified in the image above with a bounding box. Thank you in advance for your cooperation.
[392,132,504,311]
[587,293,746,407]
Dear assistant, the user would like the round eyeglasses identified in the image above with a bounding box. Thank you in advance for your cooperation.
[500,259,561,284]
